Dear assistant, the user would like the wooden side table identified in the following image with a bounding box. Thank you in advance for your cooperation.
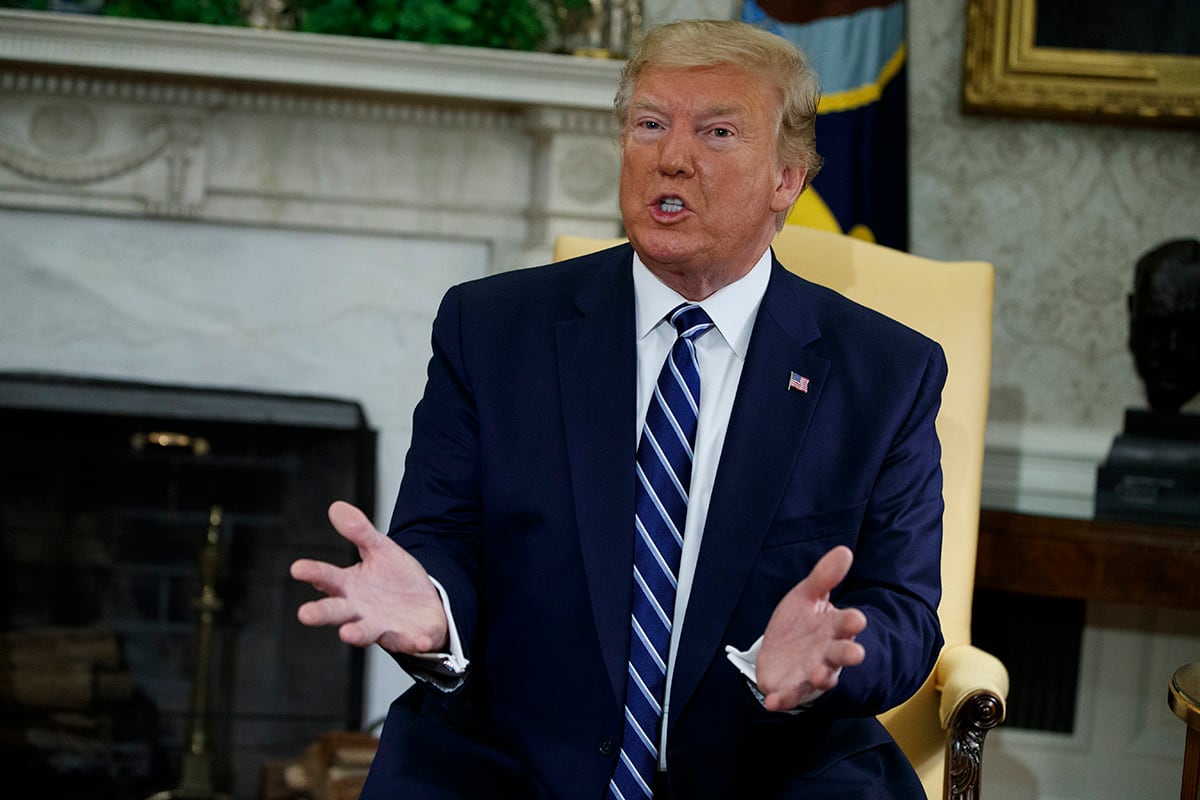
[1170,662,1200,800]
[976,509,1200,609]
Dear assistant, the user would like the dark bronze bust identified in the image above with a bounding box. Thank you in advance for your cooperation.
[1128,238,1200,413]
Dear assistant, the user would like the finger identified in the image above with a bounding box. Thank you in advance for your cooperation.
[327,500,384,549]
[834,607,868,638]
[825,639,866,669]
[297,597,359,627]
[804,545,854,598]
[763,681,822,712]
[762,690,799,713]
[343,621,420,651]
[338,621,379,648]
[290,558,344,592]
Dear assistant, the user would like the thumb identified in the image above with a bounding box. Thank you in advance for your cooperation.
[804,545,854,598]
[327,500,383,549]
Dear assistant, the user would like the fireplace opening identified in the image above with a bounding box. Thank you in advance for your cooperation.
[0,373,375,800]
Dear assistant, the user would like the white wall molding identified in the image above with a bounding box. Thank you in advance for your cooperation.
[982,421,1111,518]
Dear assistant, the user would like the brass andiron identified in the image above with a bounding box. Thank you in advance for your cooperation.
[148,505,231,800]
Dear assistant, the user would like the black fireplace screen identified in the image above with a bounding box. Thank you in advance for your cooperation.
[0,373,375,800]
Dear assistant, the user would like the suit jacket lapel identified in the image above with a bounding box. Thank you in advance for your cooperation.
[668,260,831,728]
[556,245,638,704]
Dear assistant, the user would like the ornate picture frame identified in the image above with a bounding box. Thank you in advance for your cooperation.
[962,0,1200,128]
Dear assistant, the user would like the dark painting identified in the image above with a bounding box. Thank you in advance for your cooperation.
[1034,0,1200,57]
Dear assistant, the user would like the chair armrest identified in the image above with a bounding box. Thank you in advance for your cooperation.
[935,643,1009,800]
[936,643,1009,730]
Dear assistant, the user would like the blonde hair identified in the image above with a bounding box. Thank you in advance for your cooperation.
[615,19,823,190]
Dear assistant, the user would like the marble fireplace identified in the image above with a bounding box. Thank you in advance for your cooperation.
[0,9,625,796]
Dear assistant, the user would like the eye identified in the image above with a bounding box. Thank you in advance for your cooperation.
[710,127,733,138]
[639,119,663,130]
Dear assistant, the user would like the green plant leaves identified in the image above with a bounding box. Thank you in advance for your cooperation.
[104,0,246,26]
[12,0,597,52]
[294,0,564,50]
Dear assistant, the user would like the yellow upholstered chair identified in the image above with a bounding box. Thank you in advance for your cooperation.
[553,226,1009,800]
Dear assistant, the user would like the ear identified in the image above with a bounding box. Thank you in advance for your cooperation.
[771,163,806,214]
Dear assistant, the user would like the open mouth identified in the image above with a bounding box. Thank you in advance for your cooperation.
[658,197,684,213]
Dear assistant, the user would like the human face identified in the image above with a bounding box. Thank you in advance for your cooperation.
[1129,265,1200,412]
[619,64,805,300]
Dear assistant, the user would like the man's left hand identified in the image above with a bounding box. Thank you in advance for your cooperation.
[755,545,868,712]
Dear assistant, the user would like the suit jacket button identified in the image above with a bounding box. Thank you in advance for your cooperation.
[597,737,614,756]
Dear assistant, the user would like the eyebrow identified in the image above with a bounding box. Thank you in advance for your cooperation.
[631,97,748,122]
[631,97,666,114]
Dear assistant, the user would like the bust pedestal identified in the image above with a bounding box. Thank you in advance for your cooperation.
[1094,409,1200,527]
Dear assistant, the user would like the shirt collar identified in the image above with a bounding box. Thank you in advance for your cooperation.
[632,247,772,360]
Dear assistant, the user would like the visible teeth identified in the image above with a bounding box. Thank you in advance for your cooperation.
[659,198,684,213]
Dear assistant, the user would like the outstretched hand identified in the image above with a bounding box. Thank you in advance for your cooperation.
[755,545,868,712]
[290,501,449,655]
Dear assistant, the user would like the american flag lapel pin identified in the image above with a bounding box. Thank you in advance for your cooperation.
[787,371,810,393]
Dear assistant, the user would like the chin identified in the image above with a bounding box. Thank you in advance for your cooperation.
[630,227,695,264]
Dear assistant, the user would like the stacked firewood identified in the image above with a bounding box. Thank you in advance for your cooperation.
[260,731,377,800]
[0,627,159,795]
[0,627,135,709]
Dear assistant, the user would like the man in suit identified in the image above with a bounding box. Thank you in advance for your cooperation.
[291,18,944,799]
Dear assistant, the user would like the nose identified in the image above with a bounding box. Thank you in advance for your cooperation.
[658,127,695,177]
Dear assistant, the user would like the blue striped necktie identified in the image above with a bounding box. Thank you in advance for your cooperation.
[608,303,713,800]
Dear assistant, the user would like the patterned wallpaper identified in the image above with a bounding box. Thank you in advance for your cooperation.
[643,0,1200,440]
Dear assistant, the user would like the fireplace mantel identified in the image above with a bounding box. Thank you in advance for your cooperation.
[0,9,624,110]
[0,9,626,271]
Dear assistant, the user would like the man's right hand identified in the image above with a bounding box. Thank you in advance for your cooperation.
[290,500,450,655]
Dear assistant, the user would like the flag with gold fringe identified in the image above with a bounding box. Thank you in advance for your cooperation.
[743,0,909,250]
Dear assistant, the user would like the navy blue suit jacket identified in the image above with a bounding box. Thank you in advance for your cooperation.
[363,244,946,799]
